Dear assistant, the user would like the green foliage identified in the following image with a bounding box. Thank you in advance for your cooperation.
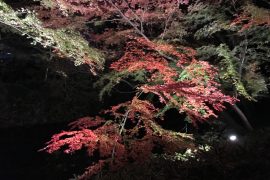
[194,20,230,40]
[161,21,188,43]
[217,44,252,99]
[185,2,228,32]
[34,0,57,8]
[94,70,147,101]
[238,26,270,63]
[161,148,196,162]
[185,2,216,27]
[196,45,218,60]
[197,40,268,100]
[185,2,269,100]
[0,1,104,70]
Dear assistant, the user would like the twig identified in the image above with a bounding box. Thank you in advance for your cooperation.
[111,90,144,161]
[160,3,179,40]
[111,110,130,161]
[119,110,130,135]
[123,0,145,33]
[85,18,123,24]
[106,0,150,41]
[239,33,248,82]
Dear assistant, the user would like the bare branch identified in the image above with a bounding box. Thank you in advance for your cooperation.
[106,0,150,41]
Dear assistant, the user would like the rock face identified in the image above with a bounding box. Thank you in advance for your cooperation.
[0,32,101,128]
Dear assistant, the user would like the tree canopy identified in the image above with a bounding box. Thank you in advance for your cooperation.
[1,0,269,179]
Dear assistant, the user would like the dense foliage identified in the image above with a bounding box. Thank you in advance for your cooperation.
[1,0,269,179]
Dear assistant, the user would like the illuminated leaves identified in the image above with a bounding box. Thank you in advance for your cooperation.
[41,129,98,154]
[107,97,158,121]
[111,37,236,124]
[37,1,248,179]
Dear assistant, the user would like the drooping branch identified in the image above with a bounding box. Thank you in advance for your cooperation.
[231,104,253,131]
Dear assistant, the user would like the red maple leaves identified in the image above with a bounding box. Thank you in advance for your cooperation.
[42,36,236,179]
[111,37,237,124]
[41,129,98,154]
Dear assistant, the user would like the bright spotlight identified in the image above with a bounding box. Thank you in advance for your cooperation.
[229,135,237,141]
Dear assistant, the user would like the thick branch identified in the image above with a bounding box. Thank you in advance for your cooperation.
[231,104,253,131]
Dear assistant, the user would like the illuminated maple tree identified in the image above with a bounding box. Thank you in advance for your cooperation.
[36,0,243,179]
[1,0,269,178]
[42,36,236,179]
